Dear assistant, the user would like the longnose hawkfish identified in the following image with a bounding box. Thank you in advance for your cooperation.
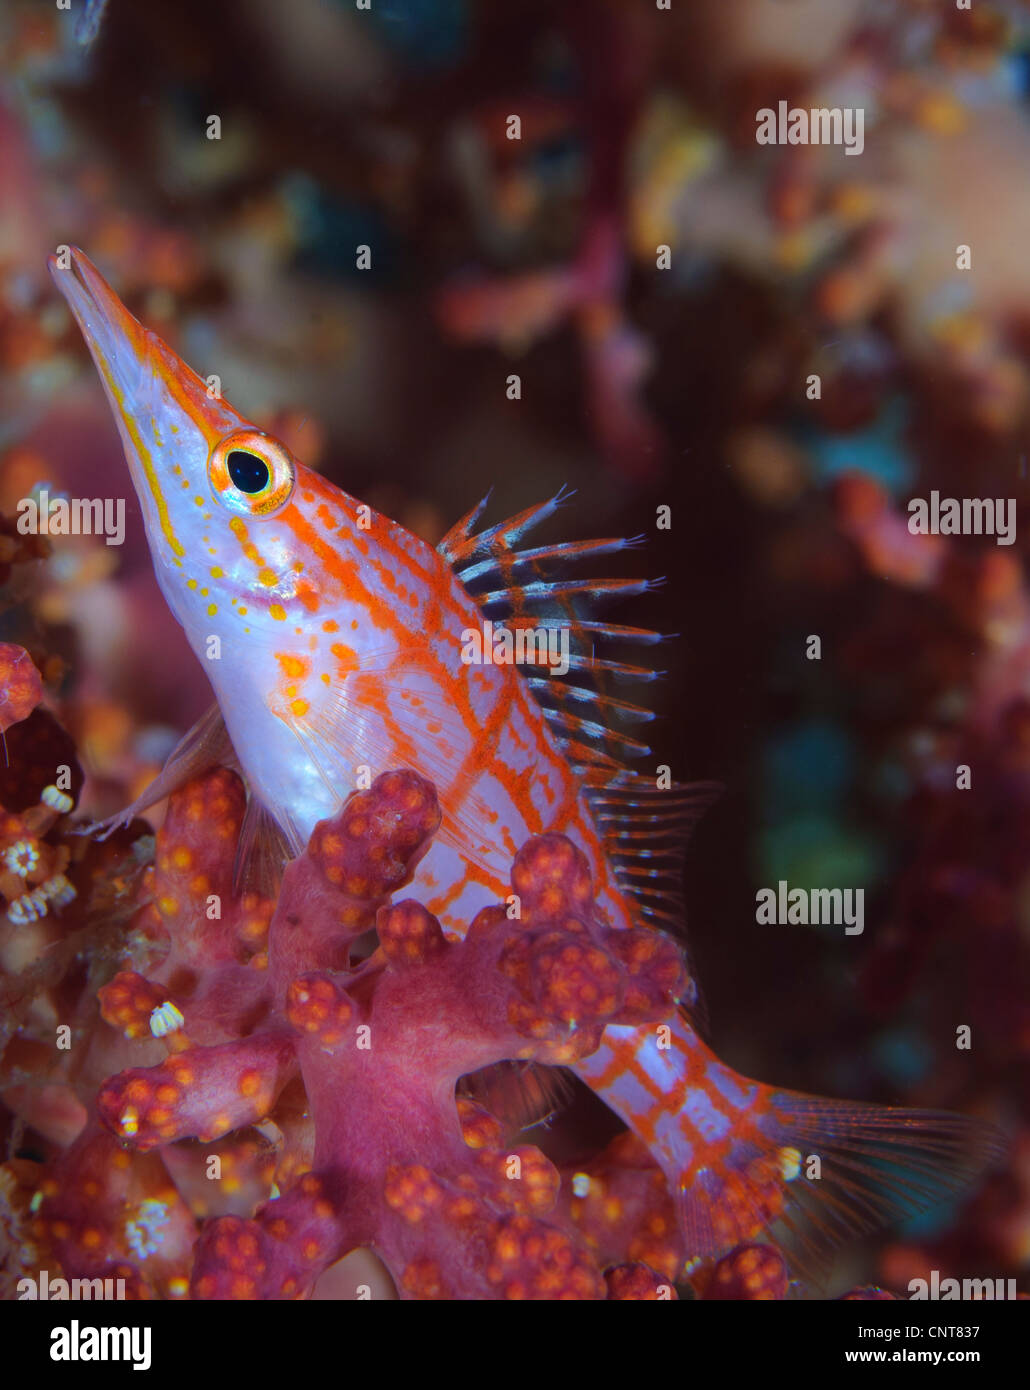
[51,247,1001,1279]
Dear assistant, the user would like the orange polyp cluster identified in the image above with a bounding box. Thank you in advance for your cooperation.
[472,1144,560,1217]
[456,1096,505,1150]
[384,1164,445,1224]
[130,766,277,975]
[701,1242,790,1300]
[529,933,623,1021]
[565,1131,684,1282]
[606,928,689,1022]
[484,1214,605,1300]
[377,899,446,966]
[492,838,683,1060]
[191,1172,349,1301]
[400,1257,449,1299]
[708,1155,788,1248]
[190,1216,268,1302]
[511,833,593,919]
[285,971,354,1045]
[98,971,171,1040]
[308,770,441,902]
[30,1129,196,1300]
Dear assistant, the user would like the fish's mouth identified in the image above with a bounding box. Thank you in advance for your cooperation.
[49,246,189,561]
[48,246,148,404]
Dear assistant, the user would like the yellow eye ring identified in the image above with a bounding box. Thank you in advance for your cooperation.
[208,429,295,517]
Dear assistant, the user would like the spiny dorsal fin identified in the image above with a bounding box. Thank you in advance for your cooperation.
[439,488,665,776]
[441,491,722,954]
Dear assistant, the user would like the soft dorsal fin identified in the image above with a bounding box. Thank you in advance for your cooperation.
[583,774,723,933]
[440,490,722,949]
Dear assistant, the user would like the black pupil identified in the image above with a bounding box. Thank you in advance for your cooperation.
[227,450,270,493]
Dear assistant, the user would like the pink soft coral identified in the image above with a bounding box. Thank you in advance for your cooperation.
[21,763,687,1300]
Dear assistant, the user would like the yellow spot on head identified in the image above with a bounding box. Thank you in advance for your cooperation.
[207,604,218,617]
[270,604,286,621]
[259,568,277,587]
[211,566,224,578]
[187,579,198,590]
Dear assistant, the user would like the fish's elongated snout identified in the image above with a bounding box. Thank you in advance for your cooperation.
[48,245,149,402]
[48,245,250,568]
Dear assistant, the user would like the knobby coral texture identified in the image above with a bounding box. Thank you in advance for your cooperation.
[0,639,699,1301]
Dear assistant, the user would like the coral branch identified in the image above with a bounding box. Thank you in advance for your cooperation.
[14,760,690,1299]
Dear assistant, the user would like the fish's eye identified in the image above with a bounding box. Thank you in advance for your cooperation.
[227,450,270,494]
[208,429,295,517]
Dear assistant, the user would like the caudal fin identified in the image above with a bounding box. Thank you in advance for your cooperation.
[679,1087,1006,1279]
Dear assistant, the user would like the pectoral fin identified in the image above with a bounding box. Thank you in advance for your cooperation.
[77,702,236,839]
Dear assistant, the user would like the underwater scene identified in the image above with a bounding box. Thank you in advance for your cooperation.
[0,0,1027,1331]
